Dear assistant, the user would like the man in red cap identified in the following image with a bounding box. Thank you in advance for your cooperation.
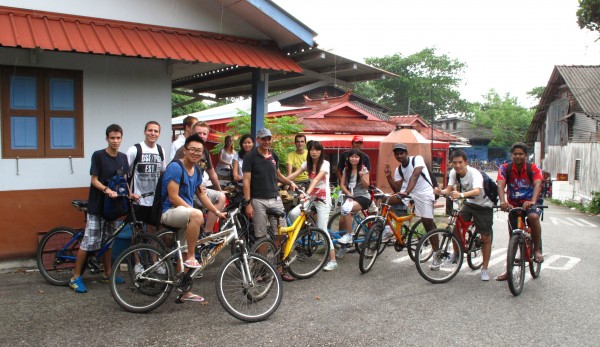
[335,135,371,184]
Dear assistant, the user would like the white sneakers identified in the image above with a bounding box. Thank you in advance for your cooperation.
[323,260,338,271]
[338,233,353,245]
[480,269,490,281]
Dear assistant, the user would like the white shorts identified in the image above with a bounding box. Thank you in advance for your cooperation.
[412,195,434,219]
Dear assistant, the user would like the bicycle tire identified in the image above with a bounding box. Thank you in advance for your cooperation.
[132,231,167,251]
[359,220,384,274]
[216,252,282,322]
[407,219,427,262]
[110,244,174,313]
[415,228,464,284]
[529,238,542,279]
[37,227,81,286]
[507,234,525,296]
[286,227,330,279]
[466,229,484,270]
[250,237,278,265]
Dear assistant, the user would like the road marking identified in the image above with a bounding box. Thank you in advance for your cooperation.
[548,216,597,227]
[392,255,410,263]
[543,254,581,270]
[463,248,507,275]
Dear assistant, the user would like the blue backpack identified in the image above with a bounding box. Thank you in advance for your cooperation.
[102,172,129,220]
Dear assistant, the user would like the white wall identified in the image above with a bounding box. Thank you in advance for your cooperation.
[0,47,172,191]
[1,0,266,39]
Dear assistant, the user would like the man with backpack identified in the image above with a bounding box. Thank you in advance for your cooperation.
[495,142,544,281]
[69,124,131,293]
[384,143,436,244]
[434,149,495,281]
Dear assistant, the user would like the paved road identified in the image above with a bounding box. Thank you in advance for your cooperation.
[1,203,598,346]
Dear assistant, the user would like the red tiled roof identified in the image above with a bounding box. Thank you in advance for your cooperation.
[0,6,301,72]
[300,118,395,134]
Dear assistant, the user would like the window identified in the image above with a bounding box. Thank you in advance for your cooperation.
[453,121,457,130]
[445,122,449,130]
[2,67,83,158]
[574,159,581,181]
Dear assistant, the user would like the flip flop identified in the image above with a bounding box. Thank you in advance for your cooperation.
[183,260,201,269]
[533,253,545,263]
[495,272,508,281]
[181,293,204,302]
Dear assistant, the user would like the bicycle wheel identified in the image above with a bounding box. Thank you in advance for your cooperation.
[132,231,167,251]
[157,228,176,251]
[529,239,542,278]
[110,244,174,313]
[415,229,463,284]
[407,219,427,262]
[286,227,330,279]
[250,237,278,265]
[354,215,379,253]
[507,234,525,296]
[37,227,81,286]
[216,252,282,322]
[359,220,384,274]
[466,228,484,270]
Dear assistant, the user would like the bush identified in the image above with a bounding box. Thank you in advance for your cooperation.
[588,191,600,215]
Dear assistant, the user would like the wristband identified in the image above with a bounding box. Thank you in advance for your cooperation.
[103,187,108,193]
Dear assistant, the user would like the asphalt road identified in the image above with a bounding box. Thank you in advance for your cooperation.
[1,203,598,346]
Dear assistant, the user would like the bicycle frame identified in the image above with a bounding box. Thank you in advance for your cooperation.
[379,200,416,244]
[278,205,309,260]
[445,206,474,252]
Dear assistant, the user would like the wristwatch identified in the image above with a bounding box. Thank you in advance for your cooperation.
[460,193,464,199]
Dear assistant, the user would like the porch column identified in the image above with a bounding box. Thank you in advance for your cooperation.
[250,68,269,139]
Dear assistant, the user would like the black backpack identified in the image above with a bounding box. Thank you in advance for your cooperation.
[102,170,129,220]
[128,143,164,187]
[457,170,499,205]
[149,160,185,227]
[505,162,533,185]
[397,156,440,198]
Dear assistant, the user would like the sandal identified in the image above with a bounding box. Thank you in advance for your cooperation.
[181,293,204,302]
[183,259,201,269]
[495,272,508,281]
[279,271,295,282]
[533,251,544,263]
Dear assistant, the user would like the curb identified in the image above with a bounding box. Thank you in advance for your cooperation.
[0,259,37,274]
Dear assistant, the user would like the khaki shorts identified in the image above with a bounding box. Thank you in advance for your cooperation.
[161,206,203,251]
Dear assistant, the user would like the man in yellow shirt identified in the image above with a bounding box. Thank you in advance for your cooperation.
[287,134,309,186]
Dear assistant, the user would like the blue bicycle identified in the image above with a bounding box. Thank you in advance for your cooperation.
[36,194,164,286]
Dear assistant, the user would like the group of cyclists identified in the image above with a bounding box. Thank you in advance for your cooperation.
[69,117,545,299]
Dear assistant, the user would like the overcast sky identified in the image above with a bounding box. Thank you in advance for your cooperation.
[274,0,600,107]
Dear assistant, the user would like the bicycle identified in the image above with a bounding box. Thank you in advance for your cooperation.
[36,193,164,286]
[414,198,497,284]
[110,205,282,322]
[250,193,331,280]
[358,193,425,274]
[506,205,547,296]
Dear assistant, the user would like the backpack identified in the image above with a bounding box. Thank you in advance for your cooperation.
[128,143,164,187]
[397,156,440,199]
[149,160,185,227]
[102,171,129,220]
[457,170,499,205]
[504,162,533,186]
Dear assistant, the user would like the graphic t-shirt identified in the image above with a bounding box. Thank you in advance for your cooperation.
[447,166,492,208]
[393,155,434,201]
[301,160,331,203]
[126,142,166,206]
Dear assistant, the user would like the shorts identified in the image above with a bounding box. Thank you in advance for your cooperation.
[508,205,543,231]
[193,188,222,209]
[132,204,151,225]
[251,197,285,238]
[353,196,371,210]
[412,195,434,219]
[161,206,203,250]
[459,203,494,236]
[80,214,120,251]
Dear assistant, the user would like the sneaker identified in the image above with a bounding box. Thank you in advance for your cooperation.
[134,263,144,275]
[69,277,87,293]
[480,269,490,281]
[155,262,167,275]
[101,275,124,284]
[323,260,338,271]
[338,233,353,245]
[381,229,394,243]
[430,252,440,271]
[336,246,349,259]
[443,253,457,265]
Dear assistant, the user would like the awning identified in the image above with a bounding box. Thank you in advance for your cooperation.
[303,134,386,149]
[0,6,302,73]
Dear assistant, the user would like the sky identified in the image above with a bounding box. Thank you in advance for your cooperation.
[274,0,600,107]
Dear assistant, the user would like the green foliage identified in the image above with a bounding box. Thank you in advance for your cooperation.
[171,93,209,118]
[527,86,546,103]
[212,110,303,174]
[355,47,470,120]
[469,89,534,147]
[576,0,600,33]
[588,191,600,214]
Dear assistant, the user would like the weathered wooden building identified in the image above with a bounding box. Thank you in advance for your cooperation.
[526,65,600,202]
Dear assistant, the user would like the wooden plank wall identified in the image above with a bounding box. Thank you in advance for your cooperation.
[543,143,600,201]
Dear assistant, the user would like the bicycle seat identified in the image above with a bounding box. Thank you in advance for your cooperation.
[71,200,88,210]
[266,208,285,218]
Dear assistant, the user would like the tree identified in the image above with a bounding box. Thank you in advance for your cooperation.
[470,90,534,147]
[171,93,209,118]
[214,110,303,174]
[355,48,470,121]
[576,0,600,34]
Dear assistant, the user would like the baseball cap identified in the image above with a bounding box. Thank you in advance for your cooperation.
[256,128,272,138]
[352,135,364,143]
[393,143,408,152]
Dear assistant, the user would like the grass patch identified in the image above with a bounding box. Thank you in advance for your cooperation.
[549,191,600,215]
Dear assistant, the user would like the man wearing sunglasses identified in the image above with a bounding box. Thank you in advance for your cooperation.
[335,135,371,184]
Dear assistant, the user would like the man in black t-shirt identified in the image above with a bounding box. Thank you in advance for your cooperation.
[335,135,371,184]
[69,124,130,294]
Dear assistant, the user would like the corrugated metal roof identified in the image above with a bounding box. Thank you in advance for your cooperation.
[556,65,600,118]
[0,6,301,73]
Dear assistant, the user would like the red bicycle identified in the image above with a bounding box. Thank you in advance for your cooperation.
[506,205,547,296]
[415,199,492,283]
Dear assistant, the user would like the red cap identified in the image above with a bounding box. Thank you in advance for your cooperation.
[352,135,364,143]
